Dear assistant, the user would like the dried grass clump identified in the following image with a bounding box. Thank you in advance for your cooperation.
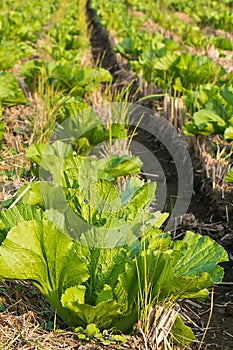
[136,304,181,350]
[197,137,232,190]
[0,310,83,350]
[163,94,184,132]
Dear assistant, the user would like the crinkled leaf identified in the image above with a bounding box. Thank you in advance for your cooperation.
[172,231,228,282]
[80,219,135,248]
[78,179,121,222]
[20,60,112,96]
[154,53,178,70]
[135,231,228,302]
[0,219,89,326]
[62,246,136,329]
[61,285,121,329]
[120,182,156,222]
[26,141,72,168]
[85,247,129,296]
[96,284,113,304]
[85,324,101,337]
[0,204,42,245]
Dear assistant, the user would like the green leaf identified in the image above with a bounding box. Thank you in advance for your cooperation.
[85,324,101,338]
[225,169,233,183]
[0,204,43,245]
[172,315,195,345]
[79,221,135,248]
[221,87,233,106]
[117,38,134,54]
[78,178,121,222]
[224,126,233,141]
[0,121,5,141]
[229,117,233,127]
[60,246,136,330]
[74,326,84,333]
[0,299,4,311]
[61,287,122,329]
[194,109,226,127]
[86,247,129,295]
[78,333,87,340]
[19,60,44,88]
[121,177,144,204]
[172,231,228,281]
[134,231,228,303]
[0,197,15,208]
[193,109,226,135]
[16,182,44,207]
[183,122,200,136]
[0,219,89,326]
[61,285,86,305]
[154,53,178,70]
[54,107,127,156]
[96,285,113,304]
[0,73,27,107]
[173,77,183,92]
[112,261,138,331]
[120,182,156,222]
[0,41,32,70]
[111,334,127,343]
[26,144,50,165]
[99,155,142,178]
[84,67,112,85]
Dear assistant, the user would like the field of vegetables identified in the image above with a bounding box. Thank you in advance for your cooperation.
[0,0,233,349]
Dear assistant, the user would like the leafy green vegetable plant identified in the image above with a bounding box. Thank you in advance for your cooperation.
[20,60,112,97]
[184,86,233,140]
[74,324,127,345]
[0,41,32,70]
[0,73,27,114]
[0,150,228,345]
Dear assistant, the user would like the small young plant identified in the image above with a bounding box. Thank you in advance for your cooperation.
[74,324,127,346]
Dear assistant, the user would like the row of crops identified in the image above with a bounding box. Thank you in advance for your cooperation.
[0,0,232,348]
[0,0,112,141]
[92,0,233,137]
[92,0,233,189]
